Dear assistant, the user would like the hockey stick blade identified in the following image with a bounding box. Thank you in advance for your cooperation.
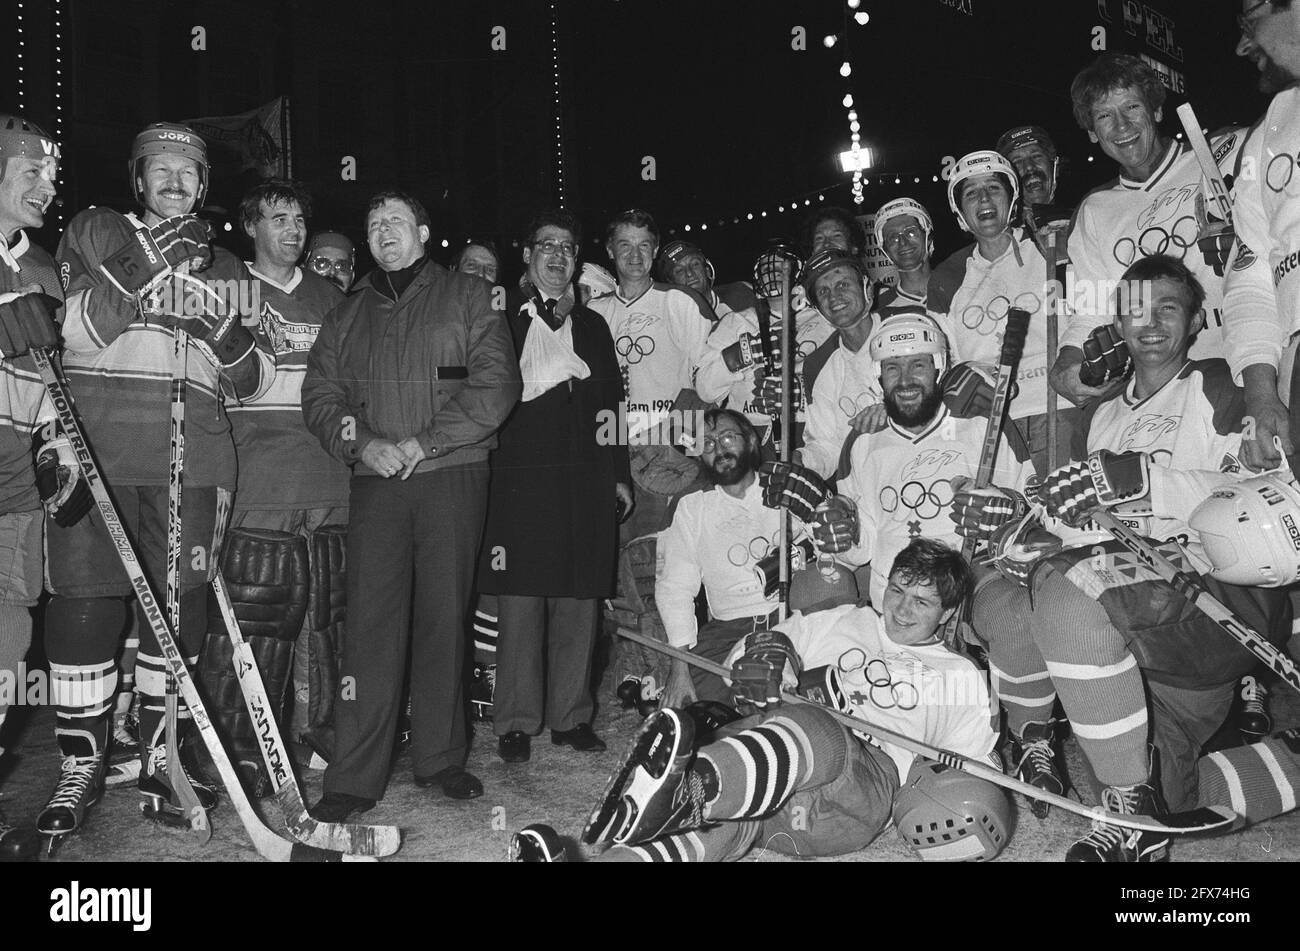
[31,348,359,863]
[614,627,1240,837]
[212,574,402,856]
[1091,509,1300,697]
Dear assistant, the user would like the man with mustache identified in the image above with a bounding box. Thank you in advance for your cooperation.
[201,181,348,786]
[0,114,68,860]
[306,231,356,294]
[996,125,1062,209]
[1049,54,1243,409]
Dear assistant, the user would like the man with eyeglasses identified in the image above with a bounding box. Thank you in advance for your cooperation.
[477,210,631,764]
[306,231,355,294]
[871,198,936,314]
[207,180,348,784]
[302,189,521,821]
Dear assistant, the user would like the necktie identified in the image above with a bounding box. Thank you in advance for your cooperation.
[542,297,563,331]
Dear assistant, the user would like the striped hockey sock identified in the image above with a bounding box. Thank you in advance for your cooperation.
[1032,570,1148,787]
[1197,729,1300,824]
[473,596,498,666]
[973,579,1055,734]
[597,822,759,862]
[52,657,115,758]
[702,705,844,821]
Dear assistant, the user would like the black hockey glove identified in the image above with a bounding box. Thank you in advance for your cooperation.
[759,460,832,523]
[151,273,256,368]
[100,214,212,298]
[0,290,60,359]
[730,630,802,711]
[34,422,92,527]
[1079,325,1131,387]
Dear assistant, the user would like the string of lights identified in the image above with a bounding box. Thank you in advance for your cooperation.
[16,0,25,113]
[552,2,566,209]
[53,0,65,226]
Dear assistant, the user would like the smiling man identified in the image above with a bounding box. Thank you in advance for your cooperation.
[1050,54,1244,409]
[302,189,521,821]
[872,198,936,313]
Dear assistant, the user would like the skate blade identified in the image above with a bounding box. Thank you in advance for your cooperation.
[140,796,213,844]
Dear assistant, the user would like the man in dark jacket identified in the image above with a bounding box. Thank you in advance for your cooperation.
[301,190,521,820]
[479,210,632,763]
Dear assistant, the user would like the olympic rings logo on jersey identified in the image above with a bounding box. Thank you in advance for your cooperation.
[1266,152,1300,197]
[836,648,920,711]
[837,390,880,419]
[879,478,956,521]
[616,335,656,365]
[959,292,1041,335]
[1112,215,1199,266]
[727,531,781,567]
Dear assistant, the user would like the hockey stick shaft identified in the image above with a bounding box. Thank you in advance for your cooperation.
[1091,509,1300,696]
[210,574,401,856]
[1175,103,1233,226]
[778,262,793,619]
[32,348,365,862]
[1045,233,1060,470]
[614,626,1236,835]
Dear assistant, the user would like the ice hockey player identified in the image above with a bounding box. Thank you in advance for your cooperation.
[955,254,1289,861]
[657,239,756,321]
[581,539,1003,863]
[1050,54,1241,408]
[0,114,68,861]
[872,197,936,314]
[40,122,271,848]
[199,180,348,787]
[932,150,1066,476]
[996,124,1063,210]
[695,244,831,452]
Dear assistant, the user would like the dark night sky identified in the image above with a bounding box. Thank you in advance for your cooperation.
[0,0,1266,283]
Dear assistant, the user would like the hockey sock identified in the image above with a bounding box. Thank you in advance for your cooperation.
[114,610,140,726]
[1197,729,1300,825]
[0,603,33,749]
[473,595,498,666]
[135,586,205,755]
[45,596,126,760]
[972,578,1055,734]
[701,705,844,821]
[596,822,759,862]
[1031,570,1148,787]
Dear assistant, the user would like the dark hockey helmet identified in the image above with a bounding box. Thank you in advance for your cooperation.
[753,243,804,299]
[893,760,1012,861]
[0,114,60,182]
[129,121,210,207]
[658,239,715,285]
[802,246,866,295]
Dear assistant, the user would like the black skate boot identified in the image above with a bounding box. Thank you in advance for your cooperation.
[510,823,570,862]
[470,663,496,722]
[139,740,220,828]
[1009,720,1066,819]
[1065,780,1170,862]
[104,700,141,788]
[1237,675,1271,742]
[36,733,106,858]
[0,803,39,861]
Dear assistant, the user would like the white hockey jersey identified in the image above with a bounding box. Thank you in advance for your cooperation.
[588,281,713,434]
[1222,88,1300,384]
[1063,136,1244,361]
[695,304,832,427]
[838,404,1033,606]
[726,602,998,782]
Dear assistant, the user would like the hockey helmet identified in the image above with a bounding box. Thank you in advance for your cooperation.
[995,125,1058,160]
[802,246,867,296]
[893,759,1012,862]
[946,150,1019,233]
[130,121,210,207]
[658,239,715,286]
[868,311,950,377]
[753,243,805,299]
[0,114,59,182]
[1188,473,1300,588]
[873,197,934,259]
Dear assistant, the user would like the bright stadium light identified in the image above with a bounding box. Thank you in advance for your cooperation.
[838,148,876,173]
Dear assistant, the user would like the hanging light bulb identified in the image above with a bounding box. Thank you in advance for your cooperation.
[842,94,853,108]
[854,11,870,25]
[823,34,837,48]
[839,61,851,78]
[847,0,861,8]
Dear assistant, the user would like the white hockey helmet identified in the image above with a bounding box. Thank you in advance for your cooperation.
[893,760,1012,862]
[1189,473,1300,588]
[868,310,950,377]
[946,150,1019,233]
[873,197,934,258]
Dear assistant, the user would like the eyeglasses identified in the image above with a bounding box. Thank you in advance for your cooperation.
[309,255,354,275]
[884,225,924,248]
[702,431,745,453]
[534,239,578,257]
[1238,0,1275,35]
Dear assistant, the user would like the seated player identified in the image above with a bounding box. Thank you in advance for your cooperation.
[583,539,1006,862]
[954,254,1291,862]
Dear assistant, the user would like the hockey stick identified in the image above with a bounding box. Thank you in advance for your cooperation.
[31,347,371,862]
[158,329,210,840]
[614,626,1239,836]
[1089,508,1300,697]
[778,260,793,620]
[1175,103,1234,226]
[210,574,402,856]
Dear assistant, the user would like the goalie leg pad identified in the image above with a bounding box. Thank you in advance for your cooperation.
[307,524,347,734]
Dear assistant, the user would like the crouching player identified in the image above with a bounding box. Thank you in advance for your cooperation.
[581,539,1008,862]
[954,254,1291,861]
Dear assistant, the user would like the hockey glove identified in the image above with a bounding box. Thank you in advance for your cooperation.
[1198,217,1236,278]
[1039,450,1150,527]
[1079,325,1131,387]
[720,332,762,373]
[941,361,998,417]
[811,495,860,554]
[759,460,832,523]
[985,513,1063,587]
[949,476,1029,541]
[730,630,802,711]
[100,214,213,298]
[151,273,257,367]
[0,290,60,359]
[34,422,92,527]
[752,370,805,417]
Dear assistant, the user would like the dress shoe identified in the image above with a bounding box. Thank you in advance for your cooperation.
[312,792,376,822]
[414,765,483,800]
[498,731,531,763]
[551,723,606,752]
